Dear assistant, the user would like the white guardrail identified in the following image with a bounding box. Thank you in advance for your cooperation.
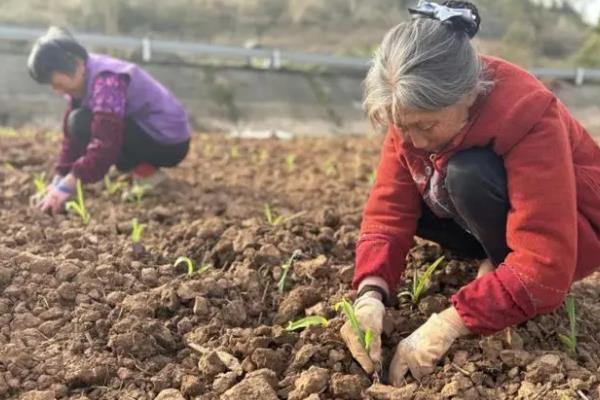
[1,25,599,84]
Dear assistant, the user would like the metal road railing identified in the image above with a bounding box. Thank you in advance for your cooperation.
[1,25,599,84]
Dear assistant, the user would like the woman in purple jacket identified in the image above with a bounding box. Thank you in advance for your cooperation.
[28,27,191,214]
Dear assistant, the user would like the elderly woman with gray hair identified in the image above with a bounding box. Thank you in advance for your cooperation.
[341,1,600,385]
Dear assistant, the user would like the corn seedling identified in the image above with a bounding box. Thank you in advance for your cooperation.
[174,256,211,278]
[33,172,48,195]
[367,168,377,185]
[131,218,144,244]
[400,256,445,305]
[285,154,297,172]
[286,316,329,331]
[231,146,240,159]
[66,180,90,225]
[130,184,149,204]
[278,249,302,294]
[104,175,127,195]
[335,298,374,352]
[558,296,578,355]
[324,159,337,176]
[264,203,285,226]
[259,149,269,164]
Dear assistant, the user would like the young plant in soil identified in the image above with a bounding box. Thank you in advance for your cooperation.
[278,249,302,294]
[230,146,240,159]
[367,168,377,185]
[285,316,329,331]
[174,256,211,278]
[285,154,297,172]
[131,218,144,243]
[33,172,48,195]
[104,175,126,196]
[264,203,285,226]
[65,180,90,225]
[130,184,149,205]
[400,256,445,305]
[335,298,375,352]
[324,159,337,177]
[558,296,578,355]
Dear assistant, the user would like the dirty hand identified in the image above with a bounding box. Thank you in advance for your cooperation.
[39,176,75,215]
[389,306,470,384]
[340,292,385,375]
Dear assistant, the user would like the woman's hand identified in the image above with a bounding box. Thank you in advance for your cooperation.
[38,174,76,215]
[389,306,470,384]
[340,291,386,375]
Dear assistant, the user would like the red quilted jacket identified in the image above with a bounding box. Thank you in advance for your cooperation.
[353,56,600,335]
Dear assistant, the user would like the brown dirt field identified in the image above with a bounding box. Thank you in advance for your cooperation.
[0,131,599,400]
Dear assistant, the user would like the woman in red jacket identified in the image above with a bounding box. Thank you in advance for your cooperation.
[341,1,600,385]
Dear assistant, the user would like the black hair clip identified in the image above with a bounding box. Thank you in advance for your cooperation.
[408,1,479,38]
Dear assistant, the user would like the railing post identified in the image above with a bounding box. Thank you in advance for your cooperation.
[270,49,281,70]
[575,67,585,86]
[142,37,152,62]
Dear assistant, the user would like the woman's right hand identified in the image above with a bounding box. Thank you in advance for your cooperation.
[340,292,385,374]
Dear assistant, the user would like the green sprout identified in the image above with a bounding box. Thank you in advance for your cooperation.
[264,203,285,226]
[33,172,48,195]
[131,218,144,243]
[65,180,90,225]
[367,168,377,185]
[558,296,578,355]
[231,146,240,159]
[286,316,329,331]
[259,149,269,165]
[285,154,297,172]
[400,256,445,305]
[324,159,337,176]
[174,256,212,278]
[335,298,374,352]
[130,184,149,204]
[104,175,126,195]
[278,249,302,294]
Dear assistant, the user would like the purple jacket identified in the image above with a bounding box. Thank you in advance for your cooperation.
[80,54,190,144]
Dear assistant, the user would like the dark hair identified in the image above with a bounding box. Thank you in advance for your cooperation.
[27,27,88,84]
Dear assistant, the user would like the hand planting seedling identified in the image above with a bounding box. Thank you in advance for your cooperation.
[104,175,127,195]
[558,296,578,355]
[65,180,90,225]
[335,298,374,352]
[131,218,144,244]
[174,256,212,278]
[286,316,329,331]
[264,203,285,226]
[278,249,302,294]
[285,154,297,172]
[400,256,445,305]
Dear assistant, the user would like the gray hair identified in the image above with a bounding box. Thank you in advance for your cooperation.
[363,18,493,128]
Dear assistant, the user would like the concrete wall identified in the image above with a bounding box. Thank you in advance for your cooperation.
[0,52,368,136]
[1,52,599,136]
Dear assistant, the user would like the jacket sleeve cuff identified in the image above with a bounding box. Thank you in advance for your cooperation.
[352,233,409,293]
[451,263,537,335]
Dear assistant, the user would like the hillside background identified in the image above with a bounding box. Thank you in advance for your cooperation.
[2,0,600,67]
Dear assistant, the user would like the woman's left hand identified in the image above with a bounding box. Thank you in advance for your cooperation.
[389,307,470,384]
[39,175,76,215]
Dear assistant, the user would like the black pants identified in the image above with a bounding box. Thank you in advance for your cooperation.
[416,147,511,266]
[68,108,190,172]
